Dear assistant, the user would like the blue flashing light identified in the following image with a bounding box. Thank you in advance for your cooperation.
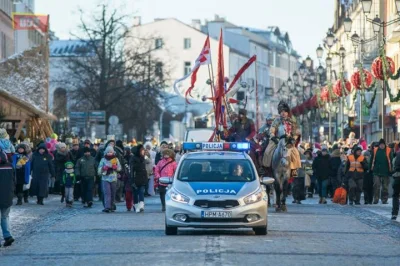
[182,142,250,152]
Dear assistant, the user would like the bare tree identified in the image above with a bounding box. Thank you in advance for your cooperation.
[61,4,168,139]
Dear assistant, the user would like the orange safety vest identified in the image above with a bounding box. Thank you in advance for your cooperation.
[372,147,392,172]
[348,155,365,172]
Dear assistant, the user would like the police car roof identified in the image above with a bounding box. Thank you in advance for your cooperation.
[184,151,248,160]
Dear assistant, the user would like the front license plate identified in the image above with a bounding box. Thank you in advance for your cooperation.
[201,211,232,218]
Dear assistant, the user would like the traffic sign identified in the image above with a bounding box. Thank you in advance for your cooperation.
[109,115,119,125]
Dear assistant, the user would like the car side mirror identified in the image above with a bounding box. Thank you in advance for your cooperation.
[159,177,173,185]
[261,177,274,185]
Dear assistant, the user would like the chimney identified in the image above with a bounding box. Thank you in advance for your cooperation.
[133,16,141,26]
[191,19,201,30]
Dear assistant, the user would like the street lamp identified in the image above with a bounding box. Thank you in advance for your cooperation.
[293,71,299,83]
[309,72,315,82]
[326,56,332,67]
[317,65,324,75]
[326,32,335,47]
[339,46,346,57]
[344,16,353,33]
[361,0,372,14]
[351,32,360,48]
[287,77,293,87]
[299,64,306,76]
[316,45,324,59]
[372,15,382,34]
[305,55,312,68]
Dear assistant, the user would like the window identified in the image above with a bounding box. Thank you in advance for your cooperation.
[237,91,245,101]
[177,159,255,182]
[155,62,163,77]
[184,38,191,49]
[155,38,163,49]
[184,61,191,76]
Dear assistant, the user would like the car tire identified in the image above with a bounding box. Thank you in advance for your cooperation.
[165,224,178,235]
[253,226,267,235]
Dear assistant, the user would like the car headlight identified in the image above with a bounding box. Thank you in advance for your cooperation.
[170,189,190,204]
[243,189,263,205]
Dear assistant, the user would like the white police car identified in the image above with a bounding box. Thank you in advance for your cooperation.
[159,142,274,235]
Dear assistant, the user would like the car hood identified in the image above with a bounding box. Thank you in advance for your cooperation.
[173,180,259,199]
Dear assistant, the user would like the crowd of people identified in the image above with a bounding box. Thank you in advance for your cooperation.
[0,127,182,247]
[289,137,399,221]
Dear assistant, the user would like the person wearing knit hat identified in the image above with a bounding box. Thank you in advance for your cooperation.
[98,144,121,213]
[12,144,31,205]
[370,138,392,204]
[63,161,76,207]
[362,150,374,205]
[54,142,72,202]
[329,142,342,196]
[0,128,15,157]
[345,145,368,205]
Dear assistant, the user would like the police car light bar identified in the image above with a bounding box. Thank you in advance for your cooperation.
[182,142,250,151]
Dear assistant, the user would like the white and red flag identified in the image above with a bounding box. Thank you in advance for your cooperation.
[173,35,211,103]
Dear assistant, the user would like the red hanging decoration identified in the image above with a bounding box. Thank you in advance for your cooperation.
[351,69,373,90]
[333,79,351,97]
[371,56,395,81]
[320,87,330,102]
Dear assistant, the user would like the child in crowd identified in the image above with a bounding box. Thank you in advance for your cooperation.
[63,161,76,208]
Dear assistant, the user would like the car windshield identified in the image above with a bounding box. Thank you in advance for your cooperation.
[177,159,255,182]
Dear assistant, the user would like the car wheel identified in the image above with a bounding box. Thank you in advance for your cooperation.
[165,224,178,235]
[253,226,267,235]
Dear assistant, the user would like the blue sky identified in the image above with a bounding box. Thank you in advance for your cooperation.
[36,0,334,62]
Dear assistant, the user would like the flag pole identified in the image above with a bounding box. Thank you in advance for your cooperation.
[254,48,260,133]
[206,39,219,141]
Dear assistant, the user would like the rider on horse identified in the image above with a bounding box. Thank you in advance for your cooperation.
[227,109,256,142]
[262,101,301,177]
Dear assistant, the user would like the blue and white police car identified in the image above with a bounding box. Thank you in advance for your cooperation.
[159,142,274,235]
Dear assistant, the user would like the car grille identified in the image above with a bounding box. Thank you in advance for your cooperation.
[188,218,246,223]
[193,200,240,209]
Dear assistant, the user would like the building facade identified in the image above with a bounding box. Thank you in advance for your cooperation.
[13,0,46,54]
[332,0,386,143]
[128,16,301,124]
[0,0,14,59]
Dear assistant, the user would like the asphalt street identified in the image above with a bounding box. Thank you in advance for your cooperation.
[0,195,399,266]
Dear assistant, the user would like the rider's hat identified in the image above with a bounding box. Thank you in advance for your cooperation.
[278,101,290,114]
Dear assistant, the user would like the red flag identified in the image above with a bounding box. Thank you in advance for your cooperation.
[174,35,211,103]
[226,55,256,94]
[214,29,226,128]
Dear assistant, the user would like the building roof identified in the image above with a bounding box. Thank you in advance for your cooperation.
[50,40,97,57]
[245,26,301,58]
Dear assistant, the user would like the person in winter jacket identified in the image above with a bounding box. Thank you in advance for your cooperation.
[79,140,97,158]
[329,145,342,196]
[0,128,15,160]
[0,149,15,247]
[293,152,306,204]
[70,142,82,201]
[144,143,155,196]
[155,141,169,165]
[345,147,368,205]
[312,148,331,204]
[98,146,121,213]
[155,149,177,212]
[12,144,31,205]
[363,150,374,204]
[123,147,134,211]
[30,144,55,205]
[75,147,97,208]
[63,161,76,207]
[130,144,148,213]
[303,149,314,198]
[114,140,126,203]
[392,150,400,220]
[370,139,393,204]
[54,142,72,202]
